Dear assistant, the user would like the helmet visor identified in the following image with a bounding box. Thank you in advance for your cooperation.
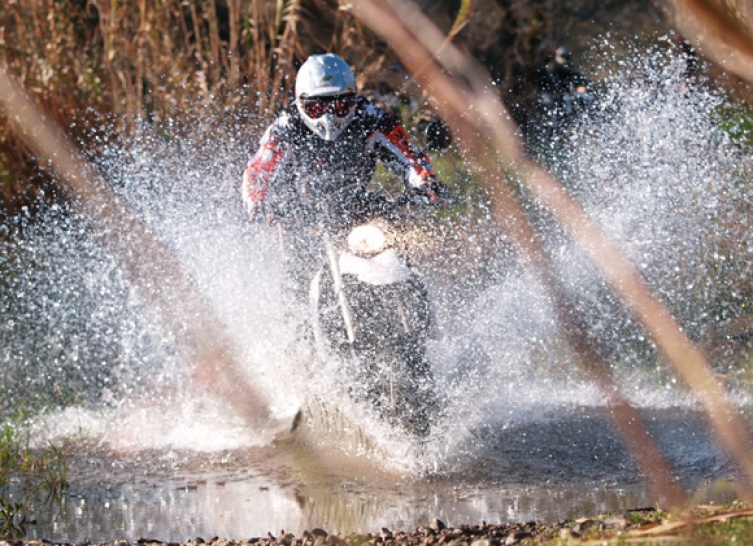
[300,94,356,119]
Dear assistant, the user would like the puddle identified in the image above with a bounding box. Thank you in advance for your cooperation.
[16,408,734,543]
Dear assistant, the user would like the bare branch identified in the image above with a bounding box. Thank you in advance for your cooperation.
[350,0,753,504]
[0,61,275,431]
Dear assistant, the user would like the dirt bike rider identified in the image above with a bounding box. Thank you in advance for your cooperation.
[242,53,450,299]
[535,45,595,131]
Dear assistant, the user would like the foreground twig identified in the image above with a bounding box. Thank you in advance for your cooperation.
[669,0,753,85]
[350,0,753,505]
[0,61,273,430]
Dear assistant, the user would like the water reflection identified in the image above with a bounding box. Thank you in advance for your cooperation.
[25,463,652,542]
[19,408,730,543]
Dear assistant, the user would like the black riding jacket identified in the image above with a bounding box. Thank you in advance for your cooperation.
[242,96,440,220]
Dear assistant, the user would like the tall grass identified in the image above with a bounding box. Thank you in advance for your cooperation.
[1,1,681,218]
[0,418,69,539]
[0,0,403,217]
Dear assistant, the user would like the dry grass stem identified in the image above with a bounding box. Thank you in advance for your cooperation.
[0,61,274,431]
[349,0,753,506]
[670,0,753,85]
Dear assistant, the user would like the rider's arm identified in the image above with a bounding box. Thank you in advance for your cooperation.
[242,125,287,223]
[366,112,448,204]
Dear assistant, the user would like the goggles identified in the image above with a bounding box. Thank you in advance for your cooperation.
[300,94,356,119]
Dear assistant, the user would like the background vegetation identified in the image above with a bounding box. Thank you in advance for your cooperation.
[0,0,677,218]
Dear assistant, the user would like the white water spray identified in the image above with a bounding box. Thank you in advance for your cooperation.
[1,38,751,481]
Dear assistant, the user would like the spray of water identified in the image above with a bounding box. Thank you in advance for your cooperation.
[424,35,753,474]
[547,37,753,380]
[1,38,751,483]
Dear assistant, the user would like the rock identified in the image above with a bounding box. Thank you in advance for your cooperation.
[429,519,446,532]
[278,533,295,546]
[503,532,529,545]
[571,518,595,536]
[603,515,627,530]
[470,539,499,546]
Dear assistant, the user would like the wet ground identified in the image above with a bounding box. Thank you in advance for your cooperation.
[14,406,735,543]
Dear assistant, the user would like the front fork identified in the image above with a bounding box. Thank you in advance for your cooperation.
[322,233,356,344]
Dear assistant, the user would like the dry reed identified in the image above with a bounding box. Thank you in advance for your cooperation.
[348,0,753,507]
[0,0,393,217]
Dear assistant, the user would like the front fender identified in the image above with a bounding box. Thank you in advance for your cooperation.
[338,249,412,285]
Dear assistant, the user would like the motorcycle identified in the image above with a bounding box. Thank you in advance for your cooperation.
[277,184,441,439]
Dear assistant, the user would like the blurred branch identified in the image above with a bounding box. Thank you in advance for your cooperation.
[669,0,753,84]
[0,61,274,430]
[349,0,753,505]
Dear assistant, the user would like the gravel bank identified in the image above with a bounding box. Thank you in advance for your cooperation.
[0,508,682,546]
[5,505,753,546]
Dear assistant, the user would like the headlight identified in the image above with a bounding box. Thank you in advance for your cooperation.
[347,223,387,255]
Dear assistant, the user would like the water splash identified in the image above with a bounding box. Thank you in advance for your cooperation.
[423,35,753,470]
[1,37,751,483]
[549,37,753,375]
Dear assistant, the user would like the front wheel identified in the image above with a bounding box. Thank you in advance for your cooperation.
[310,268,439,437]
[349,334,438,438]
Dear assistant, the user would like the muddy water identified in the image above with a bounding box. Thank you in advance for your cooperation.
[19,407,731,543]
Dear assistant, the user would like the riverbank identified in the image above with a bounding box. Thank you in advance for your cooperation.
[4,503,753,546]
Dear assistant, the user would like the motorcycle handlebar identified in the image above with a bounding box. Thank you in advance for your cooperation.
[272,185,451,229]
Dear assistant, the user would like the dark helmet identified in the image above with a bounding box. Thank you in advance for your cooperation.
[554,46,572,66]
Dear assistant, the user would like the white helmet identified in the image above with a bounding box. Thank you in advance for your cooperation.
[295,53,357,141]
